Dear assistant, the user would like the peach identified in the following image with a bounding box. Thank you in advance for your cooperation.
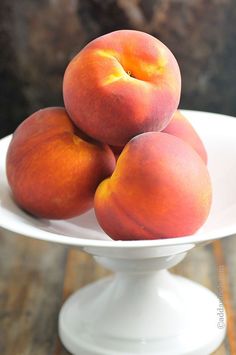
[163,111,208,163]
[109,145,124,161]
[6,107,115,219]
[63,30,181,146]
[95,132,212,240]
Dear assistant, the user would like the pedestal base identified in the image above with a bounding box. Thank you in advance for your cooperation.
[59,270,226,355]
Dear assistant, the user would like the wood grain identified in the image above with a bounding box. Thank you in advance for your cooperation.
[0,228,235,355]
[0,229,67,355]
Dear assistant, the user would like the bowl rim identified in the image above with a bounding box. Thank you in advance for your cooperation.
[1,109,236,249]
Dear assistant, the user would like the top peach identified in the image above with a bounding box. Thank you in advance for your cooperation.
[63,30,181,146]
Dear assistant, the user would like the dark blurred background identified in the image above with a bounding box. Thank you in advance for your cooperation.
[1,0,236,138]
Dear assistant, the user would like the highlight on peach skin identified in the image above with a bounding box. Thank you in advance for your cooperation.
[63,30,181,146]
[95,132,212,241]
[6,107,115,219]
[163,110,208,164]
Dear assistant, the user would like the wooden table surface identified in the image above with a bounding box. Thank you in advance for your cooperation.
[0,228,235,355]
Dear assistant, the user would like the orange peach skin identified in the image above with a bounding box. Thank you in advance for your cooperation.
[63,30,181,146]
[163,111,208,163]
[6,107,115,219]
[110,111,208,163]
[95,132,212,240]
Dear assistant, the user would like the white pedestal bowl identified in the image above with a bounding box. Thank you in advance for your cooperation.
[1,110,236,355]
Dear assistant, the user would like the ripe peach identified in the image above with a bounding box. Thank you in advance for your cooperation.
[163,111,208,163]
[109,145,124,161]
[95,132,212,240]
[63,30,181,146]
[6,107,115,219]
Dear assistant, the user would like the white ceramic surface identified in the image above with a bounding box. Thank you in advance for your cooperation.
[1,110,236,258]
[59,268,226,355]
[0,110,235,354]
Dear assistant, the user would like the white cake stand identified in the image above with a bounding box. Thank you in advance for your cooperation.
[1,110,236,355]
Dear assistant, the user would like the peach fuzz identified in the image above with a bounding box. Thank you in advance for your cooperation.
[6,107,115,219]
[63,30,181,146]
[95,132,212,240]
[163,110,208,163]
